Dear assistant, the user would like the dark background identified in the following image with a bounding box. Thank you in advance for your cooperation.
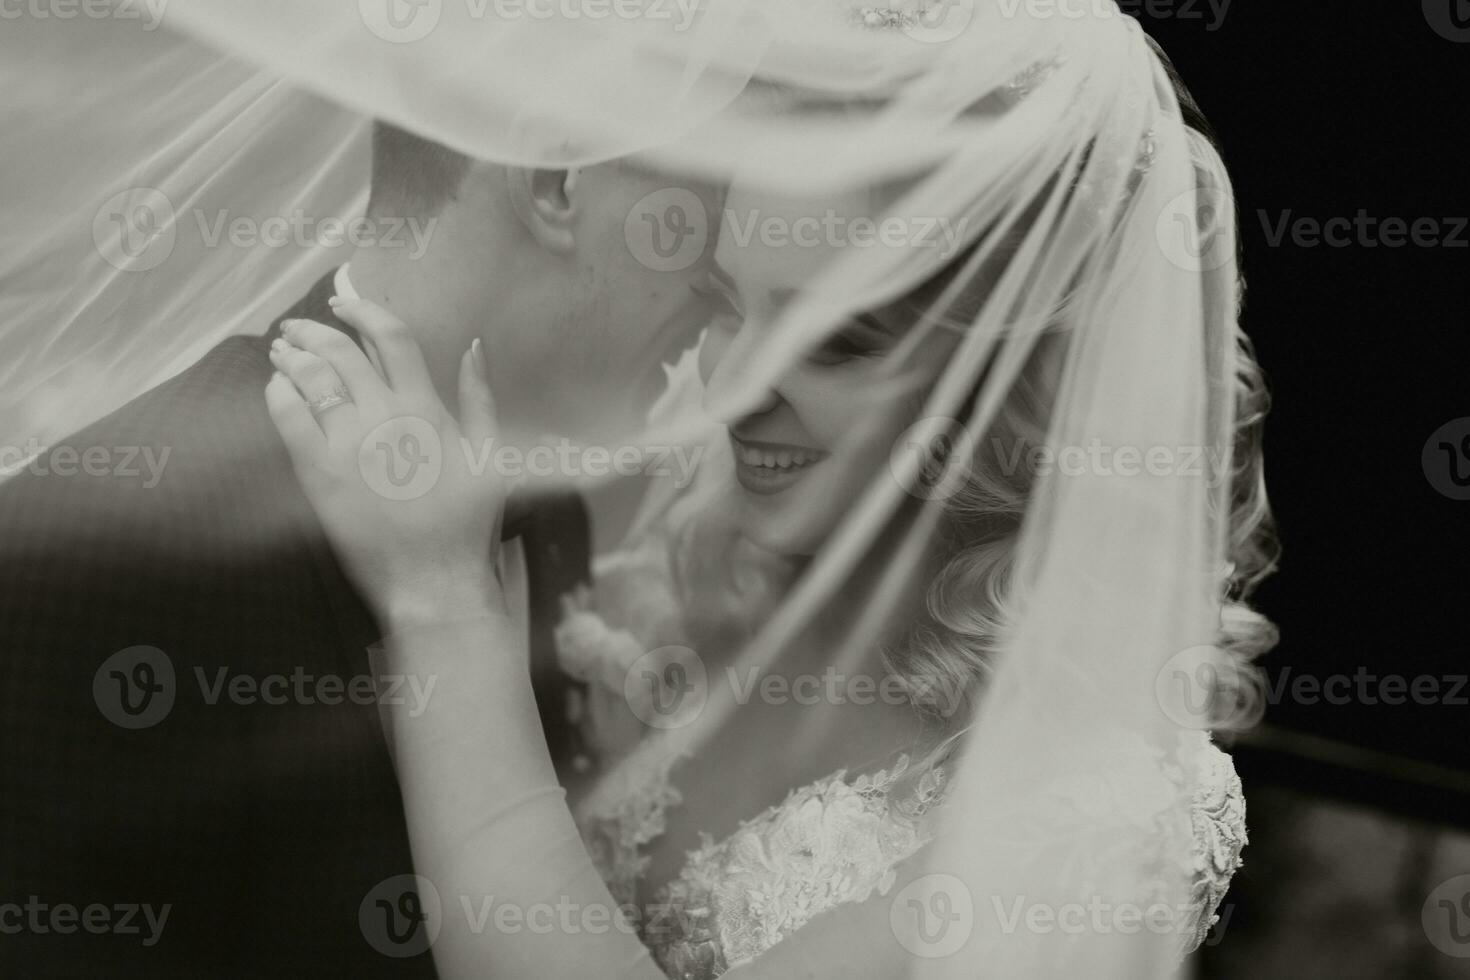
[1142,2,1468,823]
[1137,7,1469,977]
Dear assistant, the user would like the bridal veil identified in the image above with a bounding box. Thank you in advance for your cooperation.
[0,2,1258,976]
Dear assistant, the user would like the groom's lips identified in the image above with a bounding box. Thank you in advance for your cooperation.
[729,433,828,496]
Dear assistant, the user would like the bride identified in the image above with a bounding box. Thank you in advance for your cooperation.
[262,16,1276,978]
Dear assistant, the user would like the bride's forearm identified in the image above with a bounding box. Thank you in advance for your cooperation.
[375,605,557,859]
[373,608,667,979]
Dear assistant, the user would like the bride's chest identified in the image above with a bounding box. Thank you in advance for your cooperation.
[636,722,808,901]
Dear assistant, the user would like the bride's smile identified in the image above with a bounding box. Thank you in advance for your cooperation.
[728,430,829,493]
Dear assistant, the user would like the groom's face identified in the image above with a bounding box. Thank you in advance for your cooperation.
[545,160,723,445]
[439,158,722,450]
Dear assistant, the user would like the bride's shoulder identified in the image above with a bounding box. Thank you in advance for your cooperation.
[1176,730,1247,859]
[1175,730,1248,954]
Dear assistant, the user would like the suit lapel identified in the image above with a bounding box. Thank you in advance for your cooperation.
[517,491,594,776]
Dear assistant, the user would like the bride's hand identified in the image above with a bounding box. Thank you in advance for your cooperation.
[265,298,505,626]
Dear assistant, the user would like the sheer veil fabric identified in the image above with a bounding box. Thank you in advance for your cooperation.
[2,2,1252,976]
[0,15,368,452]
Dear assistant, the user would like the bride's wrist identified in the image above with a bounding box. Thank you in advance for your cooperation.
[381,568,506,632]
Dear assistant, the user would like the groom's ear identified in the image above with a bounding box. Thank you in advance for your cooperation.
[507,167,579,255]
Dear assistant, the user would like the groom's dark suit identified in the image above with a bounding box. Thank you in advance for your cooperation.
[0,273,590,977]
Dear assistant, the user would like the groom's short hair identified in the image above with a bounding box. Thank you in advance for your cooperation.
[367,121,472,218]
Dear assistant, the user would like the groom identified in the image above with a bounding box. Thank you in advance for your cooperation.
[0,122,717,977]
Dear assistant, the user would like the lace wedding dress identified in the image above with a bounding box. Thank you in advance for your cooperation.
[555,544,1248,979]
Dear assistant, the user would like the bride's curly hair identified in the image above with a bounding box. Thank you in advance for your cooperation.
[889,44,1279,733]
[657,47,1277,736]
[889,329,1278,733]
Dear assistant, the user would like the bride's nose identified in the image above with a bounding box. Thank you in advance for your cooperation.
[699,317,780,421]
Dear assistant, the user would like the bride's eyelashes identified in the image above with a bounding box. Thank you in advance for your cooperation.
[803,316,892,368]
[692,268,892,369]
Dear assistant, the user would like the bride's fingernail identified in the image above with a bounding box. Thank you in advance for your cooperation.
[328,295,343,307]
[472,338,489,380]
[270,337,291,354]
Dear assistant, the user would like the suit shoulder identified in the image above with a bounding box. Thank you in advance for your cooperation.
[0,334,293,555]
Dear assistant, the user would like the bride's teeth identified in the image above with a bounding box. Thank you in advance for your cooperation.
[736,442,823,470]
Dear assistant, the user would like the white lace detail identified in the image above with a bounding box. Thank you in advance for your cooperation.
[576,751,946,980]
[666,757,945,973]
[576,743,689,910]
[558,601,1247,978]
[1182,731,1248,953]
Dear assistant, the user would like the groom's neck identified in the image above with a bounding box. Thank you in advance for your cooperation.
[346,250,471,403]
